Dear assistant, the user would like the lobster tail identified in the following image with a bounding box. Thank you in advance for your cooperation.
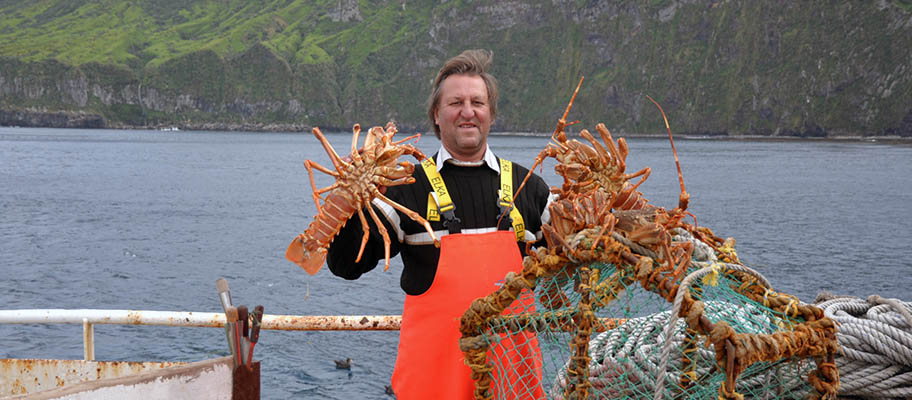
[285,235,328,275]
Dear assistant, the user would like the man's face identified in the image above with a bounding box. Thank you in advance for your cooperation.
[434,74,492,161]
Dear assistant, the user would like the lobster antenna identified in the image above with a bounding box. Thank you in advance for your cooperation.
[553,77,585,138]
[645,95,689,210]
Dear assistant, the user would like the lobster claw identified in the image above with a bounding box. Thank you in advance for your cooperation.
[285,235,328,275]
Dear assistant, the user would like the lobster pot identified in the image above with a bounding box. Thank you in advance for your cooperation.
[470,261,820,399]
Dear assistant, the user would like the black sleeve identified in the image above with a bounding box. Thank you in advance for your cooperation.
[326,202,401,280]
[510,162,552,252]
[529,174,551,218]
[528,176,551,249]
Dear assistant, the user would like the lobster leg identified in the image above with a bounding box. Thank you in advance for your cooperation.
[669,242,694,282]
[626,167,652,192]
[312,126,348,173]
[305,159,341,178]
[309,182,342,215]
[374,165,416,184]
[595,124,625,172]
[589,208,616,252]
[354,207,372,263]
[350,124,363,163]
[375,176,415,188]
[541,224,566,251]
[364,199,394,271]
[579,129,610,167]
[388,145,426,165]
[304,159,341,214]
[312,182,342,196]
[374,192,440,247]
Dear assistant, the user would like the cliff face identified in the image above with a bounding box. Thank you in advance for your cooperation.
[0,0,909,136]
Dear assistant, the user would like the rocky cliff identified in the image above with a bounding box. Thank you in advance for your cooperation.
[0,0,909,137]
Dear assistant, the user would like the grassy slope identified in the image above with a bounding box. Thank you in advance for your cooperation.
[0,0,909,135]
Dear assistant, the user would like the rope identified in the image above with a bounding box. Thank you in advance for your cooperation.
[814,293,912,398]
[610,231,658,260]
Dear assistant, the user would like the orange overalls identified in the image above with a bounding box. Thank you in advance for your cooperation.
[391,158,544,399]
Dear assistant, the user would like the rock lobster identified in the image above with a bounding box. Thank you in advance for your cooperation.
[285,122,439,275]
[507,77,699,285]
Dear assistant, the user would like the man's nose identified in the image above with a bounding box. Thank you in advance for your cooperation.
[459,102,474,118]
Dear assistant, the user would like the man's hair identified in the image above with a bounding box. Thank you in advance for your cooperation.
[426,49,499,138]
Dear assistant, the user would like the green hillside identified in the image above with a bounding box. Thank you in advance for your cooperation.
[0,0,910,136]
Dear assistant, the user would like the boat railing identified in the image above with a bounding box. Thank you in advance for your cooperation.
[0,309,401,361]
[1,309,627,362]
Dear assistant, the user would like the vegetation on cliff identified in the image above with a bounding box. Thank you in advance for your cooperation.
[0,0,909,136]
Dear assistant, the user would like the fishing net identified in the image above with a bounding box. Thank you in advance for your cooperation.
[459,228,840,400]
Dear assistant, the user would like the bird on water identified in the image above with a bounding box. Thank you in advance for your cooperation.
[334,357,352,370]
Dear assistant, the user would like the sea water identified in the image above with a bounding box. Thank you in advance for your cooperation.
[1,127,910,399]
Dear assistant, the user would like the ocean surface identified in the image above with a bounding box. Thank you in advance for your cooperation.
[1,127,910,399]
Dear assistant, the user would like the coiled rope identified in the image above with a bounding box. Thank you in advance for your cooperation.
[815,292,912,399]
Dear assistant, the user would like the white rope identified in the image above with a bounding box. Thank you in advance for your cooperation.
[815,292,912,398]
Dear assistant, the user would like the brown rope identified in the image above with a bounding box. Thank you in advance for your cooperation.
[566,266,594,399]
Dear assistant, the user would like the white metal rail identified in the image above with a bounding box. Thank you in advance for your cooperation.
[0,309,402,361]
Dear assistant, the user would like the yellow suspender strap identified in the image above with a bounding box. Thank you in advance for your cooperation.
[499,159,526,241]
[421,158,461,233]
[425,192,440,221]
[421,158,455,213]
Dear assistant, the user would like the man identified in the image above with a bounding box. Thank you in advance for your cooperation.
[327,49,551,398]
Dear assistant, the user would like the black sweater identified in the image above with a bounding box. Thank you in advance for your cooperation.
[326,156,551,295]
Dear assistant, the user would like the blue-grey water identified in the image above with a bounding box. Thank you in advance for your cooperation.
[1,127,910,399]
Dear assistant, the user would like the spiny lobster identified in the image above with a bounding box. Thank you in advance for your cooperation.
[509,78,698,284]
[285,122,439,275]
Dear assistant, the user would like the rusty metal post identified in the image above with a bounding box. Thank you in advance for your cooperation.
[232,361,260,400]
[83,318,95,361]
